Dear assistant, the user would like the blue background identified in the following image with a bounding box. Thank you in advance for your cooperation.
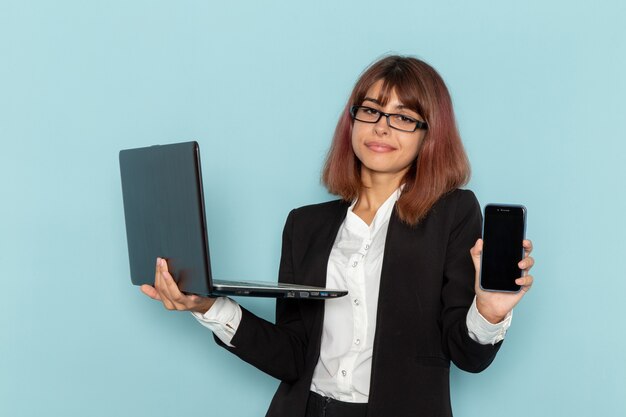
[2,1,625,416]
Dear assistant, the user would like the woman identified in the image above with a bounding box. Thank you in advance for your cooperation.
[141,55,535,417]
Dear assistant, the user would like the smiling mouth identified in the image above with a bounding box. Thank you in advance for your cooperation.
[365,141,396,152]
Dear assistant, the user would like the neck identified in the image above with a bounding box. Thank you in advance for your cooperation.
[353,168,406,218]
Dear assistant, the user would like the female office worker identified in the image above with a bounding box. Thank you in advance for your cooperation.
[141,55,535,417]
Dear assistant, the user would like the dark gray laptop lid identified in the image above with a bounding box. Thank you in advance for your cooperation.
[120,141,212,295]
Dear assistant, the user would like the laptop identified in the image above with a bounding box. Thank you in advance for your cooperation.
[119,141,347,300]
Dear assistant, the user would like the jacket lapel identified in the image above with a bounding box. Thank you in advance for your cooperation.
[301,200,350,288]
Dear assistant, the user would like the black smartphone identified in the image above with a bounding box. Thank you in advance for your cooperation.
[479,204,527,292]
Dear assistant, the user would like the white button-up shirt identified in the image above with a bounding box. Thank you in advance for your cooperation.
[309,188,399,402]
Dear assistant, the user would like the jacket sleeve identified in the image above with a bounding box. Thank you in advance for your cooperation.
[441,190,502,373]
[213,210,309,383]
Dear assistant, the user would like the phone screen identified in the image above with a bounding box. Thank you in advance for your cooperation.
[480,204,526,292]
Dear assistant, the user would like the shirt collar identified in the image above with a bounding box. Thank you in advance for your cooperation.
[346,187,402,237]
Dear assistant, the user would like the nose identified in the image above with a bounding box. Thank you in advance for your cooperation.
[374,114,390,135]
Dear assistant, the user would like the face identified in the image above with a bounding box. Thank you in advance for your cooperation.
[351,79,426,183]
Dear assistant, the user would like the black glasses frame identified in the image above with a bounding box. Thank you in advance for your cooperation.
[349,105,428,132]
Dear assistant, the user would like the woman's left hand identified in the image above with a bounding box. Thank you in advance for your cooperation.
[470,239,535,324]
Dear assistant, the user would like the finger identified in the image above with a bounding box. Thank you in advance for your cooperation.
[523,239,533,256]
[515,275,534,292]
[161,297,176,310]
[154,257,162,290]
[470,239,484,293]
[518,256,535,270]
[140,284,162,300]
[470,239,483,271]
[470,239,483,258]
[158,258,191,310]
[153,258,166,296]
[154,258,168,298]
[154,258,177,310]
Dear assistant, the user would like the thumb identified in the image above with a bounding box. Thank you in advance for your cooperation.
[470,239,483,269]
[140,284,162,300]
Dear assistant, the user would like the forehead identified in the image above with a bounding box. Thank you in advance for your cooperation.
[357,77,425,116]
[363,79,401,106]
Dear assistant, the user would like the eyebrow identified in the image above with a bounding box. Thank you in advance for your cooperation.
[363,97,413,112]
[363,97,382,105]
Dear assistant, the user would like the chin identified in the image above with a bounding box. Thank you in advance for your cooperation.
[362,164,410,177]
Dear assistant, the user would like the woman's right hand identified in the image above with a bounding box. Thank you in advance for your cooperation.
[140,257,216,314]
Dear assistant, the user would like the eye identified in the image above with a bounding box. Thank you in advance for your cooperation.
[391,114,418,124]
[398,114,417,123]
[362,106,379,115]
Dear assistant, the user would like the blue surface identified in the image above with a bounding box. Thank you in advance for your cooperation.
[1,1,625,416]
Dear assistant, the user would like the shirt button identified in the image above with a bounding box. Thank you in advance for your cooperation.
[364,244,370,250]
[354,299,360,306]
[341,370,347,376]
[355,339,361,345]
[352,261,358,267]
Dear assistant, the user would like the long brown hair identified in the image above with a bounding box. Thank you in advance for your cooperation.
[322,55,470,225]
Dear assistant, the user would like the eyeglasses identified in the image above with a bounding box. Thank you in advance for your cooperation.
[349,105,428,132]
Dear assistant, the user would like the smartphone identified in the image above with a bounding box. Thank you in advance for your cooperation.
[479,204,527,292]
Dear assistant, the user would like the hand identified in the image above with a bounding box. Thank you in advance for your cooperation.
[470,239,535,324]
[140,258,216,314]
